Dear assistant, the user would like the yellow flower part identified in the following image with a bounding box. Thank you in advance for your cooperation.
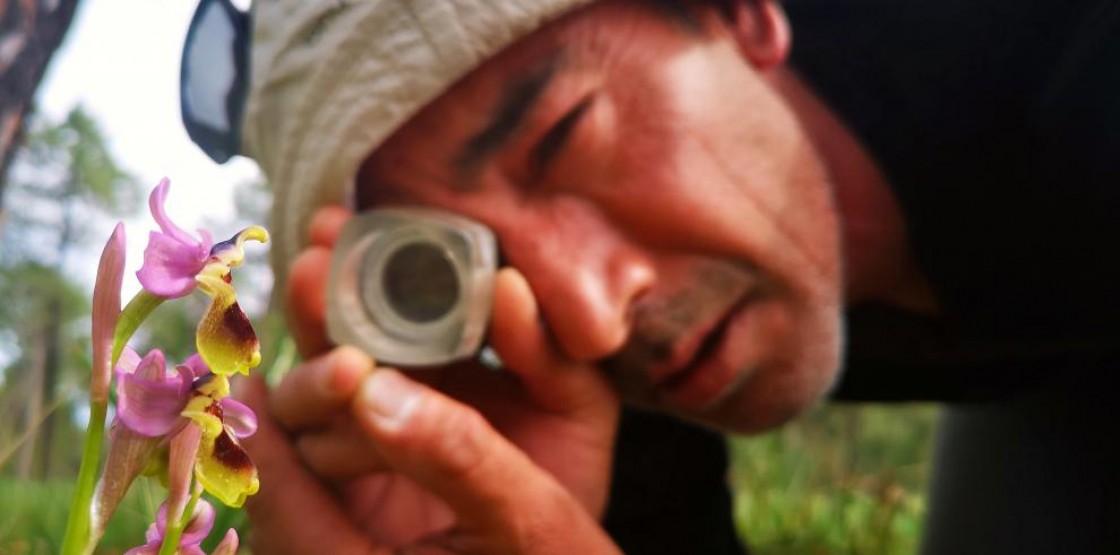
[201,226,269,280]
[196,274,260,377]
[193,369,231,399]
[182,381,259,508]
[193,225,268,377]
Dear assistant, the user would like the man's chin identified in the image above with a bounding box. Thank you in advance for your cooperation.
[615,349,842,435]
[695,352,843,434]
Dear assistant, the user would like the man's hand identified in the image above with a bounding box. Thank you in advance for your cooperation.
[241,207,622,553]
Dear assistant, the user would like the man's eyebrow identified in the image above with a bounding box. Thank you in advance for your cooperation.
[454,52,564,179]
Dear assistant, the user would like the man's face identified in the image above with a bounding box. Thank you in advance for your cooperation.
[355,0,843,433]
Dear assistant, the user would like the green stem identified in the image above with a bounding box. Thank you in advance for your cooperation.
[60,290,165,555]
[160,483,202,555]
[114,291,165,363]
[59,401,107,555]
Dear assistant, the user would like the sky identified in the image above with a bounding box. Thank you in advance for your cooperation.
[0,0,264,375]
[36,0,261,288]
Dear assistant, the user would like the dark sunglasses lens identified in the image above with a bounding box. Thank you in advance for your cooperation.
[181,0,249,163]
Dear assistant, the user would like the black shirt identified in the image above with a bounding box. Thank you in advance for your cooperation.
[787,0,1120,401]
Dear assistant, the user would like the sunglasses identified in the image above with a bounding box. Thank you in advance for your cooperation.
[180,0,250,163]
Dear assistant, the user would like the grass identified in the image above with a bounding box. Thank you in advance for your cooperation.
[0,476,244,554]
[0,403,939,554]
[730,403,939,555]
[0,477,152,554]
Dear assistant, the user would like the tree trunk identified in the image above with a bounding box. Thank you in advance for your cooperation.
[0,0,83,208]
[35,293,62,477]
[14,318,47,479]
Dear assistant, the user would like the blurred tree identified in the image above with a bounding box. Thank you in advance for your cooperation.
[0,0,83,212]
[0,106,138,479]
[0,261,87,477]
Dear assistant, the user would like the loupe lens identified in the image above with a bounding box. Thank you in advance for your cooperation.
[327,208,497,367]
[376,242,460,323]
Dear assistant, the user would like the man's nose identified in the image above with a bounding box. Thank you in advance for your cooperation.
[501,201,655,362]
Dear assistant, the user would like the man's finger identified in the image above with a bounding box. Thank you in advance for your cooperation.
[238,376,382,555]
[308,205,352,249]
[297,424,390,481]
[349,370,618,552]
[271,345,374,431]
[490,267,618,416]
[286,246,334,356]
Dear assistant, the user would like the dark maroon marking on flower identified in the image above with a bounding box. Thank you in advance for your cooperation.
[205,402,253,470]
[223,301,259,347]
[213,427,253,471]
[223,272,232,284]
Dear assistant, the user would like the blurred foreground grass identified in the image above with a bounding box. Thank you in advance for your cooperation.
[0,403,937,554]
[0,477,246,554]
[731,403,939,555]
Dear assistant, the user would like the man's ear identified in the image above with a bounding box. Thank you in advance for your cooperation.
[723,0,791,69]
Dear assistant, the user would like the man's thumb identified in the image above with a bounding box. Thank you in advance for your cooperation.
[349,370,616,552]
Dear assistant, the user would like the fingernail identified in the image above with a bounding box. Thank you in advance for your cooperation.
[359,370,421,429]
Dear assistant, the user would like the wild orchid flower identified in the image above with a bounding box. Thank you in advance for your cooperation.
[64,178,269,555]
[109,348,260,508]
[125,500,239,555]
[180,371,260,508]
[136,177,269,377]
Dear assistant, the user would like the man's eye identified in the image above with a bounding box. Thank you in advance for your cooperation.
[530,95,594,180]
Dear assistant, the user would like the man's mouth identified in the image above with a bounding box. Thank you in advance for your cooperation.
[652,293,756,409]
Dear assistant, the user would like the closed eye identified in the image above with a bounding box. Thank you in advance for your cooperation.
[530,94,595,181]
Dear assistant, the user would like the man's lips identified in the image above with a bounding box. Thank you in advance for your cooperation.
[649,292,754,391]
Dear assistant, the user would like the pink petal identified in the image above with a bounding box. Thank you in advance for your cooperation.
[123,543,158,555]
[152,504,170,540]
[167,424,203,525]
[91,223,125,403]
[219,398,258,438]
[212,529,240,555]
[116,347,142,375]
[179,499,217,545]
[115,350,191,437]
[179,353,211,380]
[149,499,215,549]
[149,178,199,246]
[137,230,209,298]
[135,350,168,380]
[136,179,215,298]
